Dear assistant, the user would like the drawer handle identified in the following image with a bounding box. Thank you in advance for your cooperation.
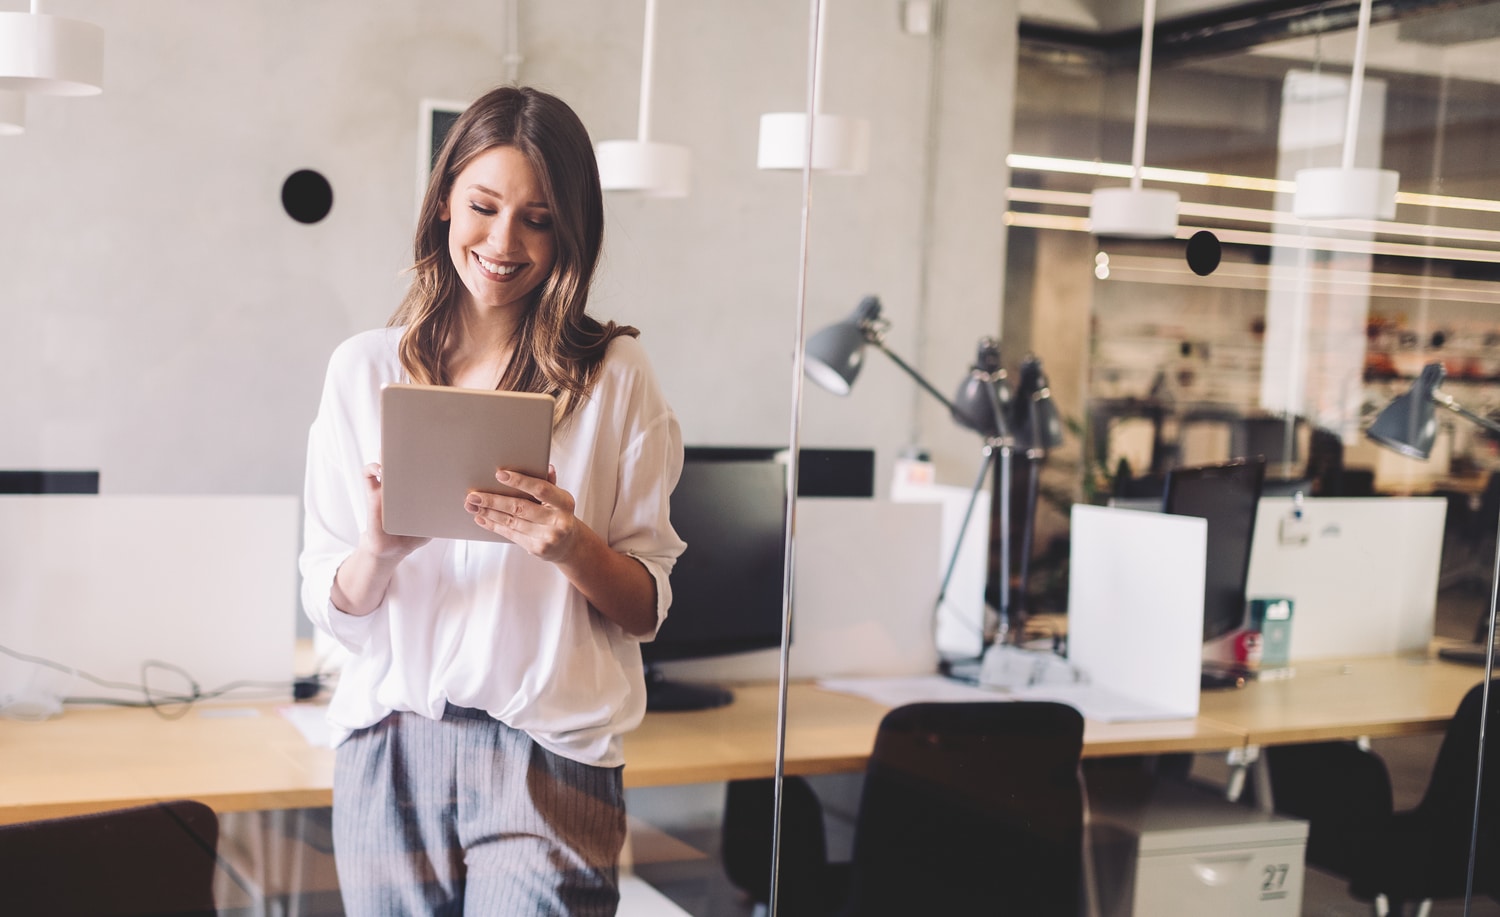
[1191,853,1254,886]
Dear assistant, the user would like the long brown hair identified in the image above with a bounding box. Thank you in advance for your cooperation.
[390,85,637,422]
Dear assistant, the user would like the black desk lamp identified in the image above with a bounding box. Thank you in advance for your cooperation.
[948,337,1016,646]
[1011,356,1066,626]
[804,296,1060,649]
[1367,360,1498,908]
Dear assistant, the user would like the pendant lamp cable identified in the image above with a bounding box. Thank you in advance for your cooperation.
[1341,0,1374,171]
[636,0,658,142]
[503,0,523,84]
[1129,0,1157,193]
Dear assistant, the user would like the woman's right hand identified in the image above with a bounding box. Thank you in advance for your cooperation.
[332,463,431,617]
[358,462,431,560]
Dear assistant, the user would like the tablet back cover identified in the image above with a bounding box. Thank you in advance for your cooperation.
[380,384,553,542]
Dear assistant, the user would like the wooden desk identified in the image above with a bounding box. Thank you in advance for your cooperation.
[0,660,1479,827]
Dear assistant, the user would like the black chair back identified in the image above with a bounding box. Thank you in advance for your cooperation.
[0,800,220,916]
[839,701,1085,917]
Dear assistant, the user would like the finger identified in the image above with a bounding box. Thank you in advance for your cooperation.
[363,462,384,488]
[495,468,549,502]
[547,464,558,486]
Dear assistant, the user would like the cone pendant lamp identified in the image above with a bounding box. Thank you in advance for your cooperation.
[596,0,692,197]
[1292,0,1398,220]
[1090,0,1178,238]
[757,0,869,175]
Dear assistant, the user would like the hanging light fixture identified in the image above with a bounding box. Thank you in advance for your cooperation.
[1292,0,1398,220]
[757,0,869,175]
[595,0,691,197]
[1089,0,1178,238]
[0,2,103,96]
[0,90,22,134]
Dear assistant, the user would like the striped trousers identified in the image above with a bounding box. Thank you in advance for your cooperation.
[332,704,626,916]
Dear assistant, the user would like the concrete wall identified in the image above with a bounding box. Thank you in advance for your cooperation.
[1,0,1017,499]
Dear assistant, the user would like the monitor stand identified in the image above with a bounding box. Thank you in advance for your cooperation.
[643,664,734,712]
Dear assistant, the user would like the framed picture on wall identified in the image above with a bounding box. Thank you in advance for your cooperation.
[417,98,468,213]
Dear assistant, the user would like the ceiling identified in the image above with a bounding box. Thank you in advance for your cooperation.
[1015,0,1500,70]
[1018,0,1271,33]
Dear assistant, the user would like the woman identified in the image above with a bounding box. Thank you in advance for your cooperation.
[299,85,685,916]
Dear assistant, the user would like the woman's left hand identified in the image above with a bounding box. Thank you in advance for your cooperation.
[465,465,581,562]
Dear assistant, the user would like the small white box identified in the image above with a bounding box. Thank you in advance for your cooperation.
[1092,781,1308,917]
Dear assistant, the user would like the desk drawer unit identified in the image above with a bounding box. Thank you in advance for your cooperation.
[1093,782,1308,917]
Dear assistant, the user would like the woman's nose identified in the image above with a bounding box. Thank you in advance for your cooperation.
[488,217,518,253]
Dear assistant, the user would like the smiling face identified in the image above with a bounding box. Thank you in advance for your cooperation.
[439,145,557,320]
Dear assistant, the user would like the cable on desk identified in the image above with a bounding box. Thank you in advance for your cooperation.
[0,641,332,721]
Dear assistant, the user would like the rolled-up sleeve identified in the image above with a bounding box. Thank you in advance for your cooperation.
[612,409,686,639]
[298,350,384,654]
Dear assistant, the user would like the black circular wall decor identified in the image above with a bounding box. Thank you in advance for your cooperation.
[1186,230,1222,277]
[281,169,333,224]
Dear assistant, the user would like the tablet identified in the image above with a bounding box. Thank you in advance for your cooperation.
[380,383,554,543]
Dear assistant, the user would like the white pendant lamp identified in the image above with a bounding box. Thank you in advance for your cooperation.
[595,0,691,197]
[0,90,23,134]
[0,2,103,96]
[1089,0,1178,238]
[757,0,869,175]
[1292,0,1398,220]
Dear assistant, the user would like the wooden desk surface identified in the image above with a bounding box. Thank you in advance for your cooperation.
[621,682,1246,789]
[0,702,334,825]
[0,659,1481,826]
[1198,652,1485,746]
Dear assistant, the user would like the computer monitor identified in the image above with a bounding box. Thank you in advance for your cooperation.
[643,450,789,711]
[1162,458,1266,643]
[673,445,874,498]
[0,470,99,494]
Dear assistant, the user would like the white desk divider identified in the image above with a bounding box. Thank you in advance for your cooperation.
[890,480,990,660]
[1064,504,1205,721]
[0,495,299,714]
[655,497,942,684]
[1245,496,1446,660]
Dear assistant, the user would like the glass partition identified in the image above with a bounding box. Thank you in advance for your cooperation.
[778,0,1026,913]
[1006,1,1500,912]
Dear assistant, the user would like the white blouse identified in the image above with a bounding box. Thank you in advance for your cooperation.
[299,327,685,766]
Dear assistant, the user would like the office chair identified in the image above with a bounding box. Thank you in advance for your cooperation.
[1266,681,1500,915]
[722,701,1086,917]
[721,775,839,917]
[0,799,220,916]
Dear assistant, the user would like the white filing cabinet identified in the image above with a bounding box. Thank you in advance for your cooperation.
[1091,780,1309,917]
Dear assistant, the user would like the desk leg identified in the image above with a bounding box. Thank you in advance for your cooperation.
[1250,748,1275,814]
[1224,745,1258,804]
[1223,745,1276,813]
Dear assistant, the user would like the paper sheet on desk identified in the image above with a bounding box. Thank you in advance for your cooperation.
[816,676,1194,723]
[279,704,335,748]
[817,675,1003,707]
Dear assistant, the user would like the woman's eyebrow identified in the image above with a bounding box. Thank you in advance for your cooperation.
[466,183,549,209]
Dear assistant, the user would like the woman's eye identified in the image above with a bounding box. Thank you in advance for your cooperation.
[468,202,496,216]
[526,218,553,230]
